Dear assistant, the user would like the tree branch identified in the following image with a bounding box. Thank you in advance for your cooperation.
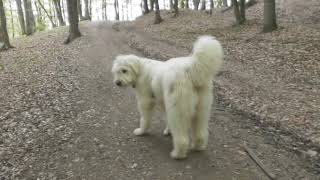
[37,0,57,27]
[243,142,277,180]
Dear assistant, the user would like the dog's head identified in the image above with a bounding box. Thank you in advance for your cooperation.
[111,55,141,88]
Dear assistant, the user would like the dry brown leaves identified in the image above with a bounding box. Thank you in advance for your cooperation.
[125,0,320,151]
[0,28,86,179]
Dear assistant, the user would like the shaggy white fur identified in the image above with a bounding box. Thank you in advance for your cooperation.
[111,36,224,159]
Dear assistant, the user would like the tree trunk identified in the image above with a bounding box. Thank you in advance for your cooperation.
[232,0,244,24]
[51,0,58,26]
[173,0,178,16]
[84,0,91,20]
[34,0,43,27]
[221,0,256,13]
[23,0,36,35]
[77,0,84,20]
[239,0,245,22]
[89,0,92,17]
[222,0,228,7]
[0,0,13,50]
[154,0,162,24]
[15,0,26,35]
[114,0,119,20]
[169,0,173,9]
[149,0,154,11]
[193,0,200,10]
[200,0,206,10]
[61,0,66,20]
[37,0,57,27]
[102,0,107,19]
[185,0,189,9]
[143,0,149,14]
[209,0,214,15]
[64,0,81,44]
[104,0,107,20]
[9,0,15,38]
[53,0,65,26]
[263,0,277,32]
[179,0,185,9]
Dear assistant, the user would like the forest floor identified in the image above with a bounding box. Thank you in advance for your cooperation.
[0,0,320,179]
[120,0,320,160]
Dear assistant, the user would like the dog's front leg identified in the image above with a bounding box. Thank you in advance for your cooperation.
[134,99,153,136]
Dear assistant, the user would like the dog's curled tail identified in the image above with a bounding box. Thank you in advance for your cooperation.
[192,36,224,77]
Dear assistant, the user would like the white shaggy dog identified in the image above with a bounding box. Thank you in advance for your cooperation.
[111,36,224,159]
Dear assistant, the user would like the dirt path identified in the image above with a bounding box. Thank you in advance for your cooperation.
[15,22,318,180]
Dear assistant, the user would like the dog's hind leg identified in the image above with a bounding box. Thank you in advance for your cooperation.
[191,86,213,151]
[167,108,190,159]
[165,87,195,159]
[134,98,154,136]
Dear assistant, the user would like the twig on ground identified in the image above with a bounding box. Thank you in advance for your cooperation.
[243,141,277,180]
[25,45,37,49]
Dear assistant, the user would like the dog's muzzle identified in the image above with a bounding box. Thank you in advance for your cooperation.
[115,80,122,87]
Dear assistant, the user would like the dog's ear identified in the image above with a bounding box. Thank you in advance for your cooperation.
[126,55,141,76]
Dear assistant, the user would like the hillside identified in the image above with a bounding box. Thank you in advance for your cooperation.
[120,0,320,153]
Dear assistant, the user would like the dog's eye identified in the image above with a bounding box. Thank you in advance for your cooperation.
[122,69,127,73]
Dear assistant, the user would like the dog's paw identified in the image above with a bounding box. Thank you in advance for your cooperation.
[190,143,207,151]
[133,128,146,136]
[170,150,187,160]
[163,127,171,136]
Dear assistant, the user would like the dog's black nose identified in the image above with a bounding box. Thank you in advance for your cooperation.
[115,80,122,86]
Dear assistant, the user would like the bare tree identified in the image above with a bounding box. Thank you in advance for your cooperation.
[50,0,58,25]
[84,0,91,20]
[222,0,228,7]
[9,0,15,38]
[232,0,241,23]
[61,0,66,20]
[149,0,154,11]
[179,0,185,8]
[53,0,66,26]
[222,0,256,13]
[37,0,57,27]
[240,0,245,22]
[232,0,245,24]
[173,0,178,16]
[193,0,200,10]
[77,0,84,20]
[185,0,189,9]
[0,0,13,50]
[209,0,214,15]
[169,0,173,9]
[15,0,26,35]
[64,0,81,44]
[154,0,162,24]
[143,0,149,14]
[262,0,277,32]
[114,0,119,20]
[24,0,36,35]
[200,0,206,10]
[89,0,92,17]
[34,0,44,28]
[102,0,107,20]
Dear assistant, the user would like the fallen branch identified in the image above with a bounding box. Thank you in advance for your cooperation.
[243,142,277,180]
